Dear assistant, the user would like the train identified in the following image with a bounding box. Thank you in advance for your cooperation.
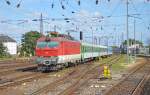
[35,32,113,71]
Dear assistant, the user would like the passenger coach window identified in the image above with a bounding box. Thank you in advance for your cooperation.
[47,42,59,48]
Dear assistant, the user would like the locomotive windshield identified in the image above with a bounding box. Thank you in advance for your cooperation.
[37,41,59,48]
[47,42,59,48]
[37,42,47,48]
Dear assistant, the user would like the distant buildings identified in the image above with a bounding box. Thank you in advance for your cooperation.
[121,43,150,55]
[0,34,17,55]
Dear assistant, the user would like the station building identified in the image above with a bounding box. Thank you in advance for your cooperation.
[0,34,17,55]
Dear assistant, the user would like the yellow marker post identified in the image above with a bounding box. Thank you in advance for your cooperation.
[103,65,111,79]
[104,66,108,78]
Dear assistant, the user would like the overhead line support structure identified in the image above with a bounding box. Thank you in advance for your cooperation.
[40,13,43,34]
[126,0,130,64]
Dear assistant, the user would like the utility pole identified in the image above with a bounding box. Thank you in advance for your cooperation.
[118,35,120,47]
[128,14,141,60]
[94,37,98,45]
[141,32,142,46]
[99,37,101,45]
[115,35,117,46]
[121,32,124,53]
[134,18,136,62]
[105,35,113,55]
[54,25,56,32]
[121,32,124,45]
[107,36,109,54]
[126,0,130,63]
[40,13,43,34]
[91,27,94,58]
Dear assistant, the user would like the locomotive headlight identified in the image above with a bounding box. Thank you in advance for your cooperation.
[45,61,49,65]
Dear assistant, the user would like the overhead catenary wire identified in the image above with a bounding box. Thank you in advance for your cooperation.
[129,0,149,31]
[1,0,150,44]
[107,0,123,18]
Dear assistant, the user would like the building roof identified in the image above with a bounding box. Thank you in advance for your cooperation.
[0,34,16,42]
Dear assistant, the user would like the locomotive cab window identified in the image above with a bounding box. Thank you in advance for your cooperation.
[37,41,59,48]
[47,42,59,48]
[37,42,47,48]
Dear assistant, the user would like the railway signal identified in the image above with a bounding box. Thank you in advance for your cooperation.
[80,31,83,40]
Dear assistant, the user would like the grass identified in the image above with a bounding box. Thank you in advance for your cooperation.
[111,62,125,72]
[110,54,136,72]
[94,54,127,72]
[99,55,118,64]
[0,56,32,61]
[0,57,14,61]
[111,54,128,72]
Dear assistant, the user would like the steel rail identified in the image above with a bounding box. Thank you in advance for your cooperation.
[30,55,119,95]
[58,56,122,95]
[104,58,150,95]
[132,75,150,95]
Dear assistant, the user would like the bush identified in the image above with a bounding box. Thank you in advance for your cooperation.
[0,42,10,58]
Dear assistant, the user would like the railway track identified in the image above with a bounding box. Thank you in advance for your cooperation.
[104,58,150,95]
[29,55,121,95]
[0,72,47,89]
[131,74,150,95]
[0,58,35,69]
[30,63,93,95]
[0,62,89,89]
[0,64,37,76]
[0,55,119,95]
[0,59,30,65]
[0,62,33,69]
[58,55,122,95]
[142,75,150,95]
[0,58,36,77]
[0,64,38,88]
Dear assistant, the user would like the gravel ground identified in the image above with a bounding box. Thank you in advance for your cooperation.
[73,72,124,95]
[0,56,145,95]
[142,75,150,95]
[0,67,75,95]
[72,58,145,95]
[45,79,75,95]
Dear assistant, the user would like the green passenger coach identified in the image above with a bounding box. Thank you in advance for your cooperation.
[81,42,109,60]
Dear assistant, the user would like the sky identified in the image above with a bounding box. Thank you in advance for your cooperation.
[0,0,150,46]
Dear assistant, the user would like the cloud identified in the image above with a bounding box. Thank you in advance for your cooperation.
[94,11,101,17]
[76,10,102,18]
[0,14,39,43]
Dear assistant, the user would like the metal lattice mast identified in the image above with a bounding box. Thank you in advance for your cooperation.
[126,0,130,63]
[134,18,136,60]
[40,13,43,34]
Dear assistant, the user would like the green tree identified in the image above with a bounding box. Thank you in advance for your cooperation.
[20,31,42,56]
[0,42,7,58]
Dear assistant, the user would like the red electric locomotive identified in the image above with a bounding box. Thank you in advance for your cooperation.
[35,33,81,71]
